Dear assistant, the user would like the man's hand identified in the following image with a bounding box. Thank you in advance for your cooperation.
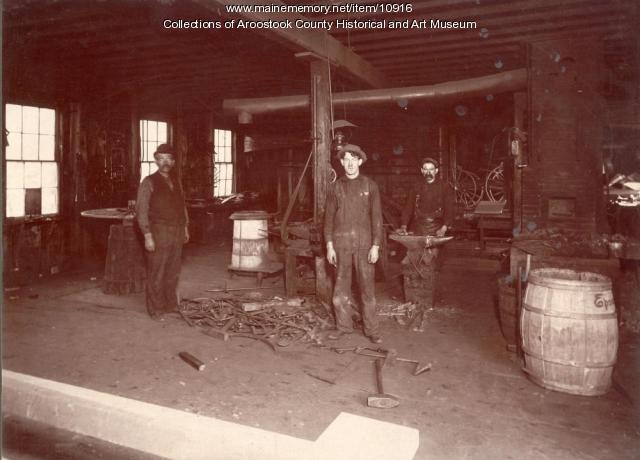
[396,225,408,235]
[368,245,379,264]
[326,242,337,266]
[184,226,190,244]
[435,225,448,237]
[144,233,155,252]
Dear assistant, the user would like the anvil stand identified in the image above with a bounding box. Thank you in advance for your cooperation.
[389,235,453,331]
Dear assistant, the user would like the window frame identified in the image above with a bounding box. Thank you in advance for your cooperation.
[213,128,235,198]
[3,102,60,221]
[139,118,170,182]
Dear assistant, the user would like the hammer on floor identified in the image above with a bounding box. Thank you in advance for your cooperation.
[367,355,400,409]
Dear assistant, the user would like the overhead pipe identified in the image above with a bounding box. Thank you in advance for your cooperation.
[224,69,527,116]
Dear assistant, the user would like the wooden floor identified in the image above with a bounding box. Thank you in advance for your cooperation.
[2,237,639,459]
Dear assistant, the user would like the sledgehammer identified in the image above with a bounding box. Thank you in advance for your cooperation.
[367,358,400,409]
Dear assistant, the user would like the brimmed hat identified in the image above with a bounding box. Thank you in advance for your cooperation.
[154,143,174,156]
[336,143,367,163]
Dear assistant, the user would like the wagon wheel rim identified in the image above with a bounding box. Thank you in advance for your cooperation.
[454,167,482,209]
[484,163,506,202]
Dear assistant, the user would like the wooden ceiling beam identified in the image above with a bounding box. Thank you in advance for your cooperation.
[331,0,623,38]
[7,16,152,42]
[344,1,622,51]
[388,62,523,79]
[373,46,523,66]
[193,0,388,88]
[317,0,496,21]
[377,52,525,74]
[109,63,301,91]
[363,18,629,61]
[95,47,300,76]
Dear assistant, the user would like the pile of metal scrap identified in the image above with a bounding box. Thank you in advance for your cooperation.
[178,297,333,351]
[377,302,418,325]
[513,228,611,257]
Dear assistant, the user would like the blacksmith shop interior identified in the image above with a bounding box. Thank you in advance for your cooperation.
[2,1,640,459]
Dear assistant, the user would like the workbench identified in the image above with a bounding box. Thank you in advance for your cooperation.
[477,214,513,249]
[472,201,512,249]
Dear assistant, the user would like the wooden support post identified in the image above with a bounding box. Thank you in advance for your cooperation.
[310,60,332,223]
[130,93,140,192]
[310,60,333,305]
[68,102,83,258]
[513,92,527,234]
[440,126,453,226]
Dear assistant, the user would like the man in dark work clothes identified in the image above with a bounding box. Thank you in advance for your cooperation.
[324,144,384,344]
[397,157,448,314]
[136,144,189,320]
[398,157,448,237]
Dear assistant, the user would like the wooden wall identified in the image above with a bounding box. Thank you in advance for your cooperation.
[2,82,220,285]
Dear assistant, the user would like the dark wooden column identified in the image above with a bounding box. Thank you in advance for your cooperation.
[129,93,140,190]
[310,60,332,223]
[309,59,333,306]
[513,92,527,233]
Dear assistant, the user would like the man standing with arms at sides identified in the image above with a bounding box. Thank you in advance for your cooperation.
[136,144,189,321]
[324,144,384,344]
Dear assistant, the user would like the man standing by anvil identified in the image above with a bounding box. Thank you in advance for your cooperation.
[324,144,384,344]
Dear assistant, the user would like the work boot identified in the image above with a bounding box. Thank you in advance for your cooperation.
[327,330,351,340]
[150,312,165,322]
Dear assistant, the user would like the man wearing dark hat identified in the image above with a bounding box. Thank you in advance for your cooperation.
[324,144,384,344]
[136,144,189,320]
[399,157,448,236]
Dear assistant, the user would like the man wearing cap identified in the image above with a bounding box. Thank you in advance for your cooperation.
[399,157,448,236]
[136,144,189,320]
[324,144,384,344]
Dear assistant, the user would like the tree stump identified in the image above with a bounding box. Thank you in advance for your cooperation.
[103,223,146,295]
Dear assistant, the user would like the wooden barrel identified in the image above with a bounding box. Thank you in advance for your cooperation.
[497,275,517,349]
[521,268,618,396]
[103,224,146,295]
[229,211,269,270]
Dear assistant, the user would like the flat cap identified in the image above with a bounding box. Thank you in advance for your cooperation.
[421,157,439,168]
[336,143,367,163]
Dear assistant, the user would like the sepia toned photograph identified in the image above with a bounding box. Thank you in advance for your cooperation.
[2,0,639,458]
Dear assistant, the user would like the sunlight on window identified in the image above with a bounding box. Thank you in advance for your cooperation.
[4,104,59,217]
[140,119,168,181]
[213,128,234,197]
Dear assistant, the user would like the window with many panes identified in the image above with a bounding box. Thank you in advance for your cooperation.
[4,104,58,218]
[213,129,233,197]
[140,120,168,181]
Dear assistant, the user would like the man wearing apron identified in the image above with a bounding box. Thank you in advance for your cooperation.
[397,158,449,313]
[399,157,448,237]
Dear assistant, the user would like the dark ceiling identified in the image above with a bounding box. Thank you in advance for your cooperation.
[3,0,638,110]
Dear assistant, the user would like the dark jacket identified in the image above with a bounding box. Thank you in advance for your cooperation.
[324,174,383,251]
[401,177,446,230]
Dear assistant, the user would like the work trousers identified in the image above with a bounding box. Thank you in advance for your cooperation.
[332,248,379,336]
[146,223,184,316]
